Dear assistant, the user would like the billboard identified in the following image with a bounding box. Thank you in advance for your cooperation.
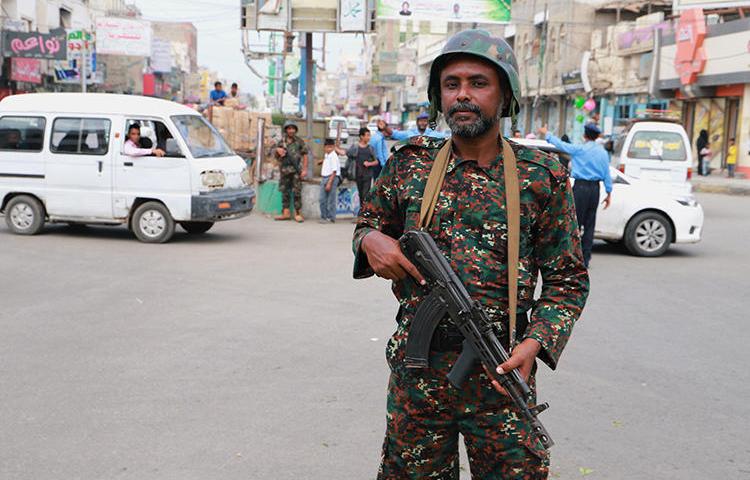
[673,0,750,9]
[96,17,152,57]
[376,0,511,23]
[2,28,67,59]
[10,58,42,83]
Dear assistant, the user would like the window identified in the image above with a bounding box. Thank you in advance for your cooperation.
[124,119,177,155]
[0,116,46,151]
[171,115,232,158]
[59,8,72,29]
[627,131,687,161]
[50,118,111,155]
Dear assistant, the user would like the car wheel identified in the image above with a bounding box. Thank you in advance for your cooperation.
[624,211,672,257]
[5,195,45,235]
[132,201,175,243]
[180,221,214,234]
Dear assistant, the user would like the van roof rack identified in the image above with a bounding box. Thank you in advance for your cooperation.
[630,109,681,123]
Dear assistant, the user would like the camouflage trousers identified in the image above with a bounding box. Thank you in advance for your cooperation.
[279,172,302,211]
[378,351,549,480]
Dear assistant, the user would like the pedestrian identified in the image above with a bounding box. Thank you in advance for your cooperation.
[384,112,450,140]
[209,81,227,106]
[370,117,389,178]
[540,123,612,268]
[347,127,379,206]
[727,137,737,178]
[229,82,239,99]
[274,121,308,222]
[696,129,710,176]
[512,129,522,138]
[318,138,345,223]
[353,29,589,479]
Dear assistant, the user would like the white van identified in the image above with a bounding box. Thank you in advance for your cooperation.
[616,119,693,195]
[0,93,255,243]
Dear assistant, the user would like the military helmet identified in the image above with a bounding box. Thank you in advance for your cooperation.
[282,120,298,132]
[428,29,521,125]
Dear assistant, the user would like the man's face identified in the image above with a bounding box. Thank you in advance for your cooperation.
[324,144,334,154]
[285,126,296,137]
[416,118,428,131]
[128,129,140,144]
[231,86,238,96]
[439,55,506,139]
[215,84,223,92]
[361,131,371,143]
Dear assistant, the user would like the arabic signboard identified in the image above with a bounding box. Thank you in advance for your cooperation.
[340,0,367,31]
[377,0,510,24]
[95,17,152,57]
[10,58,42,84]
[151,39,174,73]
[2,28,67,59]
[617,22,672,55]
[54,30,99,84]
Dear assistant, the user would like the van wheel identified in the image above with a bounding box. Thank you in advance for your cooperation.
[180,221,214,234]
[5,195,45,235]
[132,202,175,243]
[624,211,672,257]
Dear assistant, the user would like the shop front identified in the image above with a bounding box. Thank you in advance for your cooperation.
[654,11,750,175]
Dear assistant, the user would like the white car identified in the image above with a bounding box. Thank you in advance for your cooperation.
[594,167,703,256]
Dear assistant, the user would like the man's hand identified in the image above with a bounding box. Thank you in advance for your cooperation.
[537,125,548,138]
[299,170,307,180]
[602,193,612,209]
[275,147,286,157]
[362,231,425,284]
[152,148,166,157]
[325,182,333,193]
[365,160,379,168]
[490,338,541,395]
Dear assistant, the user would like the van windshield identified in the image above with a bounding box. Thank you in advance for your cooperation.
[171,115,232,158]
[627,131,686,161]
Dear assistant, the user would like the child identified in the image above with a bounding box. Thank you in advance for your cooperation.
[317,139,345,223]
[727,138,737,178]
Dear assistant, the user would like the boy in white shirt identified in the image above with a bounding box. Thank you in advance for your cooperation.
[317,138,345,223]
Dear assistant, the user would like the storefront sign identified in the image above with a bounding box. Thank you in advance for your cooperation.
[674,8,707,85]
[377,0,510,24]
[10,58,42,83]
[340,0,367,32]
[562,70,583,92]
[95,17,152,57]
[617,22,671,55]
[2,28,67,59]
[151,39,174,73]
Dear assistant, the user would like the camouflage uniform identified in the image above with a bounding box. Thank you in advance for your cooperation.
[352,133,589,477]
[275,135,308,212]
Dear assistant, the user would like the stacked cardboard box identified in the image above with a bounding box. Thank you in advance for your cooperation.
[210,106,252,152]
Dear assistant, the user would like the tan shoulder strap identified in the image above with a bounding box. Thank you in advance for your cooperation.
[418,137,521,348]
[419,139,452,230]
[502,139,521,349]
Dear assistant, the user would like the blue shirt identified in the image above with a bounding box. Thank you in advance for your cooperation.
[210,89,227,102]
[546,133,613,193]
[390,127,450,141]
[369,130,389,167]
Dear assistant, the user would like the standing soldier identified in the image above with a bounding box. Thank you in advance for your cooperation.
[352,30,589,479]
[274,121,308,222]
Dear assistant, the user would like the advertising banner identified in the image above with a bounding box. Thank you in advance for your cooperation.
[10,58,42,83]
[376,0,510,24]
[54,30,99,84]
[3,28,67,59]
[95,17,152,56]
[340,0,368,31]
[151,39,174,73]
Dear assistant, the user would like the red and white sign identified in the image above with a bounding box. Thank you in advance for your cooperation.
[95,17,151,57]
[674,8,707,86]
[10,58,42,84]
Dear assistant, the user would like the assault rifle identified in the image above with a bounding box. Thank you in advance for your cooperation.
[399,230,554,449]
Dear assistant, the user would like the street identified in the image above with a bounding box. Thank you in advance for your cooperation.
[1,192,748,480]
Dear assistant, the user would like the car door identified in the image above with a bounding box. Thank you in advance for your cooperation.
[45,116,114,219]
[113,118,191,219]
[595,168,627,239]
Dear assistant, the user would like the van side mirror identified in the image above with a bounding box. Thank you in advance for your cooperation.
[165,138,184,158]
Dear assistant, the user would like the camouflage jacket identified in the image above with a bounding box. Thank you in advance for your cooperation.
[275,135,308,175]
[352,135,589,370]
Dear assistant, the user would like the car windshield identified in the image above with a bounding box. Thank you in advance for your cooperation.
[627,131,686,161]
[171,115,232,158]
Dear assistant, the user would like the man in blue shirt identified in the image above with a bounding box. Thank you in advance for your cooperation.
[209,81,227,106]
[540,123,612,267]
[369,118,389,178]
[384,112,450,141]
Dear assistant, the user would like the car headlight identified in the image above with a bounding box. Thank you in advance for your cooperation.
[201,170,225,189]
[675,197,698,207]
[240,167,252,186]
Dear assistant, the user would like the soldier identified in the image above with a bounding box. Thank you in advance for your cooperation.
[274,121,308,222]
[352,30,589,479]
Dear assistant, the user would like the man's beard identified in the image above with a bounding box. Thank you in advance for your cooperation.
[445,101,501,138]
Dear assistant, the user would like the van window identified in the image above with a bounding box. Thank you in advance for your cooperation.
[51,118,111,155]
[0,116,46,151]
[627,131,686,162]
[124,119,180,156]
[171,115,231,158]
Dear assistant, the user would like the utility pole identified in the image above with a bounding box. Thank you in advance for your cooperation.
[80,29,87,93]
[305,32,314,178]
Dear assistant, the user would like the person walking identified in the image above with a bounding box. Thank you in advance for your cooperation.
[318,138,345,223]
[370,117,389,178]
[274,121,308,222]
[539,123,612,268]
[347,127,379,207]
[353,29,589,479]
[696,129,710,176]
[727,137,737,178]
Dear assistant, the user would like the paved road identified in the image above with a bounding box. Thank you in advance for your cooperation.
[1,193,748,480]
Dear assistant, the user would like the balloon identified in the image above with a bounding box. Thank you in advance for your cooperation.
[574,97,586,109]
[583,98,596,112]
[576,114,585,123]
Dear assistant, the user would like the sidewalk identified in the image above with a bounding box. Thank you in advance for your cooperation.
[691,171,750,196]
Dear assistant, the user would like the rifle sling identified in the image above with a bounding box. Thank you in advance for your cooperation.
[419,137,521,348]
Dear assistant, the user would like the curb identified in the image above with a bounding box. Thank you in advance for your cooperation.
[692,183,750,196]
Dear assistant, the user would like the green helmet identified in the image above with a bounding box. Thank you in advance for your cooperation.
[428,29,521,126]
[282,120,298,132]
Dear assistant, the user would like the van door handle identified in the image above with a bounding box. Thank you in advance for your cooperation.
[97,161,103,173]
[123,161,133,167]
